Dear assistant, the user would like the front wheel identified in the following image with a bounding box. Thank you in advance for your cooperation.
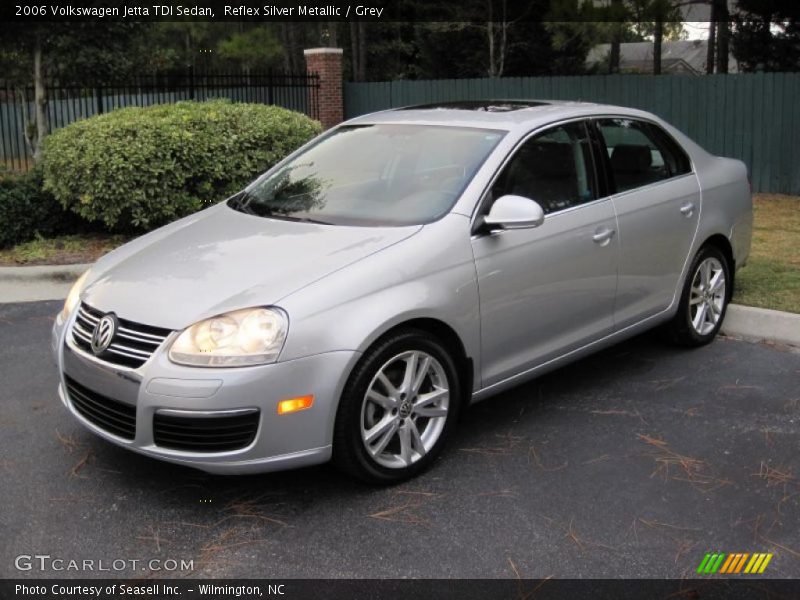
[333,330,461,484]
[665,245,731,347]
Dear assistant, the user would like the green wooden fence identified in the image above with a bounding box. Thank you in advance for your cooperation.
[344,73,800,195]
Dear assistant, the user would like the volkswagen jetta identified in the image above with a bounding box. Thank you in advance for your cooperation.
[52,100,753,483]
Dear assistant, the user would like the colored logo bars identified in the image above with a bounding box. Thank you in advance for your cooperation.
[697,552,773,575]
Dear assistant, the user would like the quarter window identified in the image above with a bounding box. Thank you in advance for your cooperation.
[490,122,597,215]
[596,118,692,193]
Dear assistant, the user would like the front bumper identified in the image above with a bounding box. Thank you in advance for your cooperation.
[52,311,358,475]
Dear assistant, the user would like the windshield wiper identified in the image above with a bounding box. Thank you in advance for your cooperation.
[229,191,255,213]
[264,213,332,225]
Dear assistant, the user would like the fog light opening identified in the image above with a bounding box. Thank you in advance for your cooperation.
[277,395,314,415]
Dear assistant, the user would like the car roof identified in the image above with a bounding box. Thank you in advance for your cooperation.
[344,100,660,133]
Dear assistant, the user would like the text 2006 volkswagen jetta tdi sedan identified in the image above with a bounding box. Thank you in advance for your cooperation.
[52,101,752,483]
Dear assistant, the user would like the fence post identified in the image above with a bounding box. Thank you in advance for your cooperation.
[267,68,274,105]
[303,48,343,128]
[95,86,103,114]
[189,65,195,100]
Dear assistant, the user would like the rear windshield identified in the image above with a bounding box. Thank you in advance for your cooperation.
[228,124,505,226]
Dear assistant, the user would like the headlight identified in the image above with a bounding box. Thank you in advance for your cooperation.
[169,307,288,367]
[60,270,89,321]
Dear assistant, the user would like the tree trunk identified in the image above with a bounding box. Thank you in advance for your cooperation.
[32,34,47,163]
[327,22,337,47]
[653,18,663,75]
[18,86,34,161]
[609,30,621,74]
[349,21,360,81]
[485,0,508,78]
[487,20,496,77]
[279,24,292,71]
[609,0,622,74]
[291,30,301,73]
[349,21,367,81]
[293,24,302,72]
[497,1,507,77]
[184,30,193,70]
[706,13,717,74]
[357,21,367,81]
[715,0,730,74]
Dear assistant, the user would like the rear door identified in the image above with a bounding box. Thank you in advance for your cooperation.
[472,120,619,387]
[592,118,700,329]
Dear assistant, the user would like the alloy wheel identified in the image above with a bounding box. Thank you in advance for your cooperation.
[360,350,450,469]
[689,256,726,336]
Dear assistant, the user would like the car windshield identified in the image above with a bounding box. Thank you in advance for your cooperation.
[228,124,505,226]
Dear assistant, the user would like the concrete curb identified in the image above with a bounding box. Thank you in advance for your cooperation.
[721,304,800,347]
[0,264,89,303]
[1,264,797,347]
[0,263,90,282]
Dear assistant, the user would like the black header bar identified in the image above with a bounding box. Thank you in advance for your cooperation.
[2,0,724,23]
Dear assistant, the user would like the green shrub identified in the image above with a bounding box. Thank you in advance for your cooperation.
[0,168,94,249]
[41,100,322,231]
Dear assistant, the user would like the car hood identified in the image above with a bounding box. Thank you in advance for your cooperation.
[83,204,421,329]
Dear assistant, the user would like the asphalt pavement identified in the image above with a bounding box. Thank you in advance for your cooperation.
[1,300,798,580]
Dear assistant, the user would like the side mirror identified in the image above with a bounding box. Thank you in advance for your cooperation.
[483,195,545,230]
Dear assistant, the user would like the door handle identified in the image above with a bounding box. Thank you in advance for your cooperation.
[680,202,695,217]
[592,227,616,245]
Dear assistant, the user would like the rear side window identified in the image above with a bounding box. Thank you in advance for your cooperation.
[596,118,691,193]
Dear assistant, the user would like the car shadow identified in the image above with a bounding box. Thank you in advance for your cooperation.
[84,329,674,503]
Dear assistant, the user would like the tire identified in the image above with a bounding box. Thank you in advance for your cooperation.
[333,329,462,484]
[665,245,731,347]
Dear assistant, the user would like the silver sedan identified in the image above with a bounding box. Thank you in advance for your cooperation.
[52,100,753,483]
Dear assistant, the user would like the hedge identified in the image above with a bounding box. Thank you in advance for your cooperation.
[0,168,95,249]
[41,100,322,231]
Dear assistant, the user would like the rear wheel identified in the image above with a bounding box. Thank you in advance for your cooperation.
[333,330,461,484]
[665,245,730,347]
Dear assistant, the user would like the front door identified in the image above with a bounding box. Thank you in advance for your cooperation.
[472,121,619,388]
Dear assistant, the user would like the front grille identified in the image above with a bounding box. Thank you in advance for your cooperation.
[153,411,260,452]
[71,303,172,368]
[65,376,137,440]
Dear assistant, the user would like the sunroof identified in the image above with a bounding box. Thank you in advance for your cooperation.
[400,100,550,113]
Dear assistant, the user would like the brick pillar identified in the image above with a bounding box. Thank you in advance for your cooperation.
[304,47,343,129]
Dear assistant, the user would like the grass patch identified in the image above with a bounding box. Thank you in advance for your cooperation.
[733,194,800,314]
[0,234,127,266]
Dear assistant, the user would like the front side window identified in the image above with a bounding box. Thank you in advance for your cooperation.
[489,121,597,215]
[596,118,691,193]
[229,124,505,227]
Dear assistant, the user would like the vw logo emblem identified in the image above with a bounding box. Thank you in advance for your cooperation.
[91,314,117,355]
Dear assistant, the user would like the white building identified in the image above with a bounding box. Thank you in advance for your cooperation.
[586,40,738,75]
